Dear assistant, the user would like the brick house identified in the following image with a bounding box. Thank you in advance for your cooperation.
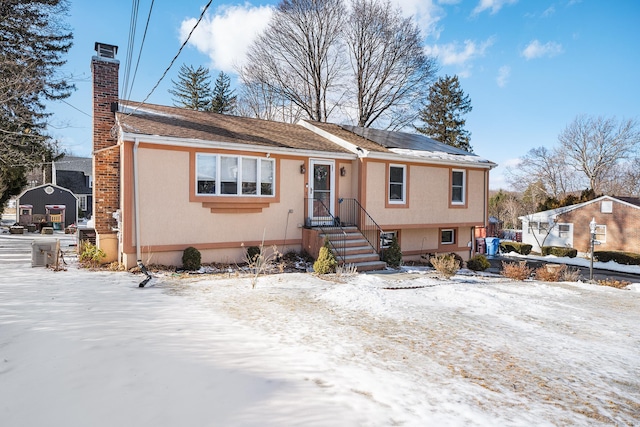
[91,42,496,270]
[520,196,640,254]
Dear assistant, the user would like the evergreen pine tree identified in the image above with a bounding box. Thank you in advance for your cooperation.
[382,236,402,268]
[416,75,473,152]
[0,0,74,212]
[168,64,212,111]
[210,71,237,114]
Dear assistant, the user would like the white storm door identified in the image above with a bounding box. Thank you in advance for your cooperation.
[308,159,335,225]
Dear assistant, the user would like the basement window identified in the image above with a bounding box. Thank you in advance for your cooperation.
[196,153,274,197]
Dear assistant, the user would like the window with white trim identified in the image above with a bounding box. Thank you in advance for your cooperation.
[451,170,465,204]
[196,153,274,197]
[558,224,570,238]
[595,225,606,243]
[78,195,87,211]
[388,165,406,203]
[441,229,455,245]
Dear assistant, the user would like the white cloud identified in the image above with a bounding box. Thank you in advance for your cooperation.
[496,65,510,87]
[424,37,495,66]
[541,6,555,17]
[472,0,518,15]
[391,0,446,38]
[521,40,563,60]
[180,4,273,73]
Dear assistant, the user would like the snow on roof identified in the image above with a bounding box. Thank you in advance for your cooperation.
[388,148,494,165]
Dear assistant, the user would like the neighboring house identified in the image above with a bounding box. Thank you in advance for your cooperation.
[16,184,77,229]
[519,196,640,254]
[54,156,93,219]
[91,42,496,270]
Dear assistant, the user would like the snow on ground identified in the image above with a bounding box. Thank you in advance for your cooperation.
[1,237,639,426]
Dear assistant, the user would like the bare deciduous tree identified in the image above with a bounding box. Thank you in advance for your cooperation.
[345,0,437,129]
[558,115,640,194]
[239,0,346,123]
[506,146,579,199]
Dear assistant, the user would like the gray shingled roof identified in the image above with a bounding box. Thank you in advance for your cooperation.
[55,156,92,176]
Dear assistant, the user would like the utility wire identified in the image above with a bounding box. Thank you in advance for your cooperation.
[121,0,140,100]
[60,99,91,117]
[129,0,213,112]
[126,0,155,101]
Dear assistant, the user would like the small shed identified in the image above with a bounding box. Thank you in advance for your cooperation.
[16,184,77,229]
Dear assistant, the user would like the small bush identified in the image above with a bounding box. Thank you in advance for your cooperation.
[501,261,532,281]
[467,254,490,271]
[246,246,261,263]
[500,242,533,255]
[541,246,578,258]
[79,241,106,268]
[594,251,640,265]
[430,253,460,279]
[534,264,565,282]
[560,266,581,282]
[182,246,201,271]
[314,239,337,274]
[597,278,631,289]
[382,235,402,268]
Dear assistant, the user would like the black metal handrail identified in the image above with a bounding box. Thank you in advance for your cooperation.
[336,198,384,258]
[305,198,347,264]
[305,197,385,261]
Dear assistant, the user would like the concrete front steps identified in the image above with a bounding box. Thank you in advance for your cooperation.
[320,226,386,272]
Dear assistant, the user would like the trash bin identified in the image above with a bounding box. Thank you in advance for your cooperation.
[476,238,486,254]
[485,237,499,256]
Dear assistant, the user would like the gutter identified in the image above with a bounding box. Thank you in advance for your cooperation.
[133,137,152,287]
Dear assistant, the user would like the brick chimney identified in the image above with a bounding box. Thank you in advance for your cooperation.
[92,42,120,255]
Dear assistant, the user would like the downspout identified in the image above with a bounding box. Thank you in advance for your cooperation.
[133,138,152,287]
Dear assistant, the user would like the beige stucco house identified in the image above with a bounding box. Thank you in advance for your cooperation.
[91,42,496,271]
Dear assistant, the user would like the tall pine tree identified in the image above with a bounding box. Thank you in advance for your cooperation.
[0,0,74,212]
[211,71,237,114]
[168,64,212,111]
[416,75,473,152]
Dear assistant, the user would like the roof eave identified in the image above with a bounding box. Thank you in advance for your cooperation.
[120,131,357,160]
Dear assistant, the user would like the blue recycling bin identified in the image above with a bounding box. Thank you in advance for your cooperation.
[485,237,499,256]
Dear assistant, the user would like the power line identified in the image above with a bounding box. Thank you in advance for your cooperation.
[126,0,155,101]
[60,99,91,117]
[133,0,213,109]
[121,0,141,100]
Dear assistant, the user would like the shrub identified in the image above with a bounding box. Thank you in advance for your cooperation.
[560,266,581,282]
[500,242,532,255]
[467,254,490,271]
[597,278,631,289]
[245,246,261,263]
[594,251,640,265]
[534,264,565,282]
[430,253,460,279]
[541,246,578,258]
[79,241,106,268]
[382,235,402,268]
[182,246,201,271]
[501,261,532,281]
[314,239,337,274]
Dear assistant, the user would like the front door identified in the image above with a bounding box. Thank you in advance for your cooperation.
[308,159,335,226]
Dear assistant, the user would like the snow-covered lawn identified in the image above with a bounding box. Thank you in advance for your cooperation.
[1,257,639,425]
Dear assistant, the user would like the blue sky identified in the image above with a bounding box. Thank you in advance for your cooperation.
[47,0,640,189]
